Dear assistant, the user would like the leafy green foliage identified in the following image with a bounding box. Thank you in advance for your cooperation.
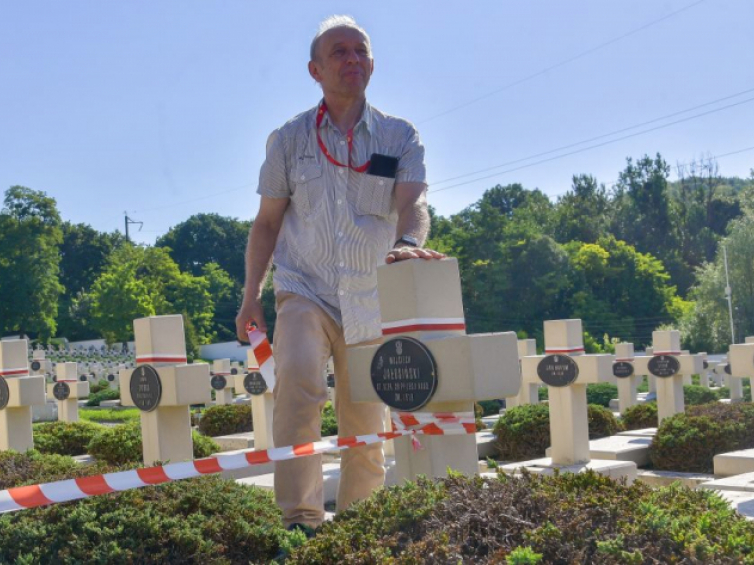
[586,383,618,407]
[321,401,338,437]
[621,402,658,430]
[33,421,104,456]
[650,402,754,472]
[0,450,113,490]
[683,384,719,406]
[88,379,110,394]
[0,474,288,564]
[197,404,252,437]
[79,408,140,423]
[85,387,121,406]
[289,472,754,564]
[87,422,219,465]
[493,404,621,460]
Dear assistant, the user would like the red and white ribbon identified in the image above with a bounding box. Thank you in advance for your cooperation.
[247,328,275,389]
[381,317,465,336]
[614,358,635,363]
[653,351,681,356]
[0,368,29,377]
[545,347,584,355]
[136,354,187,365]
[0,412,475,513]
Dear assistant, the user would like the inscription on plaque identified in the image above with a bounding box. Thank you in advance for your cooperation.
[30,360,41,372]
[211,374,227,391]
[537,355,579,387]
[370,337,438,411]
[53,381,71,401]
[129,365,162,412]
[613,361,634,379]
[0,377,9,410]
[648,355,680,378]
[724,363,732,375]
[243,372,268,396]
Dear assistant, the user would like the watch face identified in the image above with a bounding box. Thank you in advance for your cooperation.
[398,235,419,247]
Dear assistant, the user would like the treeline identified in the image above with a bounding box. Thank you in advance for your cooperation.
[1,153,752,354]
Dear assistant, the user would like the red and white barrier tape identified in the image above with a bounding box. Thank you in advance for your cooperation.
[136,354,187,365]
[247,328,275,389]
[0,411,475,514]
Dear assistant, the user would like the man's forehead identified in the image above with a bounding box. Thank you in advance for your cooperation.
[320,27,369,48]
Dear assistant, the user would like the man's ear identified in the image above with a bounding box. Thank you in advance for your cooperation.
[308,60,321,83]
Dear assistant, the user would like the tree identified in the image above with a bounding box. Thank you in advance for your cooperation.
[0,186,63,339]
[553,174,610,244]
[155,213,251,285]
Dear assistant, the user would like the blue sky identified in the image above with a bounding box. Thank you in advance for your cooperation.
[1,0,752,245]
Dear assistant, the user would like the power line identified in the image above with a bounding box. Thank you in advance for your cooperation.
[416,0,709,125]
[429,95,754,194]
[429,86,754,188]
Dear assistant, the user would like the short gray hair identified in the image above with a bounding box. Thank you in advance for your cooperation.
[310,15,371,61]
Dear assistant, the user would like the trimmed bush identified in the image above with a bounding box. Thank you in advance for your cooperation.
[684,384,718,406]
[87,422,220,465]
[0,474,290,563]
[288,472,754,564]
[650,402,754,473]
[477,400,502,417]
[0,451,113,490]
[80,408,140,423]
[198,403,252,437]
[88,379,110,394]
[321,401,338,437]
[33,421,104,456]
[494,404,621,460]
[586,383,618,408]
[621,402,658,430]
[85,387,121,407]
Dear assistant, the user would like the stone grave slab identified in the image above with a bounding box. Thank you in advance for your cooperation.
[545,434,651,466]
[497,458,637,483]
[714,490,754,521]
[636,470,714,489]
[713,449,754,477]
[699,471,754,493]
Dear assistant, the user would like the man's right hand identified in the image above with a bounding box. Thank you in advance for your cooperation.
[235,299,267,343]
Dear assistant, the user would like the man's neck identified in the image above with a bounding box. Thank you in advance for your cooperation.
[323,94,366,134]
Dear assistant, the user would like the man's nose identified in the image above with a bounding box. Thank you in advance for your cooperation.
[345,48,361,63]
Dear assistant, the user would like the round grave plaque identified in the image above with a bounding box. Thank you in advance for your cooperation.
[129,365,162,412]
[79,375,87,382]
[243,372,268,395]
[230,368,238,375]
[370,337,438,412]
[0,377,9,410]
[107,374,115,382]
[52,375,57,382]
[536,355,579,387]
[613,361,634,379]
[211,374,227,391]
[703,360,709,370]
[53,381,71,401]
[724,363,732,375]
[30,360,41,372]
[648,355,680,378]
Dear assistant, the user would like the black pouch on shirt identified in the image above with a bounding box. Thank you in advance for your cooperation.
[366,154,399,178]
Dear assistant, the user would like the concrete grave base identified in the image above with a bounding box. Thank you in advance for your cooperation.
[616,427,657,438]
[714,449,754,477]
[636,470,714,488]
[713,490,754,521]
[32,402,58,423]
[499,458,637,484]
[545,434,651,466]
[699,472,754,493]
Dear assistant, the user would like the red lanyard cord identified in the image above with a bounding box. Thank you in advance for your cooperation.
[316,102,370,173]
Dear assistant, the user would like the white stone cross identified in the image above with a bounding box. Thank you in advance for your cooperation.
[0,339,46,451]
[234,349,274,450]
[507,339,539,408]
[121,315,212,465]
[727,343,753,402]
[347,258,521,481]
[48,362,89,422]
[520,319,615,466]
[211,359,235,405]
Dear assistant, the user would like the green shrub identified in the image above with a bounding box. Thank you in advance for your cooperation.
[33,421,104,456]
[197,403,252,437]
[321,401,337,437]
[0,451,113,490]
[477,400,502,417]
[87,422,220,465]
[684,384,719,406]
[494,404,621,461]
[586,383,618,408]
[80,408,140,423]
[85,387,121,407]
[88,379,110,394]
[650,402,754,473]
[288,472,754,564]
[0,474,290,564]
[621,402,658,430]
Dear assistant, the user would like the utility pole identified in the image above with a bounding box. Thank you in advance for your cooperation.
[723,244,735,344]
[124,212,143,244]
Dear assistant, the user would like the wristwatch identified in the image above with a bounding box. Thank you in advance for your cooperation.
[394,235,419,248]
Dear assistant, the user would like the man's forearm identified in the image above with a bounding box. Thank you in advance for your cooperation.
[394,190,430,246]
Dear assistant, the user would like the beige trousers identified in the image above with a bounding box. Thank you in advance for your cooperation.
[272,292,386,528]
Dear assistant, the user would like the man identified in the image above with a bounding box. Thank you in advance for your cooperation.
[235,15,444,532]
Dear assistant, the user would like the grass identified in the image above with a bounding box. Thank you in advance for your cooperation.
[79,408,140,423]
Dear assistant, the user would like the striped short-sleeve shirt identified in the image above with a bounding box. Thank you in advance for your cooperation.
[257,100,427,344]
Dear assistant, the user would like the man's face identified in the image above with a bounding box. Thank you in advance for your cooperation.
[309,27,373,98]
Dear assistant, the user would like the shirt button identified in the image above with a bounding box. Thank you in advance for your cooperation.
[339,140,346,145]
[338,290,345,296]
[339,169,344,175]
[337,199,342,205]
[379,180,384,186]
[339,261,345,267]
[300,175,306,180]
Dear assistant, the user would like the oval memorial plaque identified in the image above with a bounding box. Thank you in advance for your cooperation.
[537,355,579,387]
[30,360,41,372]
[724,363,732,375]
[107,374,115,382]
[648,355,680,378]
[79,375,87,382]
[211,374,228,391]
[243,372,268,396]
[370,337,438,412]
[0,377,9,410]
[53,381,71,401]
[703,360,709,370]
[230,368,238,375]
[613,361,635,379]
[129,365,162,412]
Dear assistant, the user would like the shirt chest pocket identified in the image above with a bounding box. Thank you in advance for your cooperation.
[291,163,325,219]
[351,173,395,217]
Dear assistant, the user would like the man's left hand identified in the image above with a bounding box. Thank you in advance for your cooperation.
[385,246,446,264]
